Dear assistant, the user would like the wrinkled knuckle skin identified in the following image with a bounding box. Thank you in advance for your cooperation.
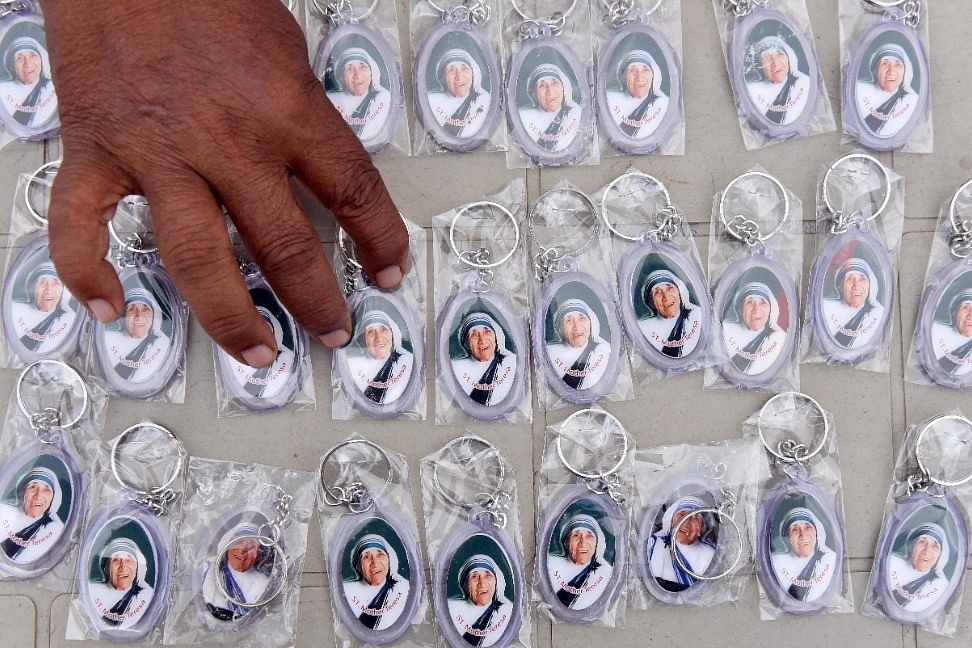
[292,291,351,337]
[160,237,230,286]
[201,308,260,350]
[252,229,323,290]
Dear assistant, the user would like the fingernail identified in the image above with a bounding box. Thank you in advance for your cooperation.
[318,329,351,348]
[374,265,403,288]
[86,298,117,323]
[241,344,276,368]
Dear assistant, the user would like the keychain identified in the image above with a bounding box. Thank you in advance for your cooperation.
[93,198,186,399]
[437,201,528,419]
[313,0,404,154]
[603,172,710,373]
[870,414,971,626]
[0,360,87,579]
[636,454,744,604]
[76,422,186,641]
[2,161,86,362]
[722,0,821,140]
[214,262,305,411]
[808,153,895,363]
[333,227,424,418]
[536,409,629,623]
[531,187,622,404]
[843,0,929,151]
[595,0,680,154]
[506,0,593,165]
[321,439,424,644]
[754,392,847,615]
[914,180,972,389]
[713,171,798,388]
[0,1,58,140]
[427,436,525,648]
[414,0,502,151]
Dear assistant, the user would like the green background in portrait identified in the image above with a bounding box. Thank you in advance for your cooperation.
[768,492,836,556]
[9,243,80,310]
[544,281,611,345]
[889,503,962,580]
[448,296,517,359]
[424,30,491,95]
[1,453,72,521]
[632,252,700,320]
[347,294,414,357]
[856,29,922,92]
[605,32,671,96]
[87,517,157,587]
[721,266,789,332]
[743,18,809,82]
[446,533,514,601]
[323,33,392,94]
[104,271,174,338]
[0,20,47,83]
[546,497,616,565]
[515,44,581,110]
[340,516,411,583]
[250,286,296,351]
[933,269,972,326]
[821,238,888,306]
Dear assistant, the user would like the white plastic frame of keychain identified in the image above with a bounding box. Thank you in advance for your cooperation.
[0,2,59,141]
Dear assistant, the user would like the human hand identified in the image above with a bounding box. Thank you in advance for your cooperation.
[37,0,408,367]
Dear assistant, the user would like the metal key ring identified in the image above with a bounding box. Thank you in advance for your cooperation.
[16,359,89,433]
[110,422,187,496]
[556,409,629,479]
[509,0,578,23]
[529,186,600,257]
[426,0,491,22]
[600,172,673,242]
[313,0,380,22]
[431,435,508,512]
[669,507,743,580]
[718,171,790,243]
[319,438,394,512]
[214,533,287,608]
[108,195,158,254]
[821,153,891,224]
[449,201,520,269]
[948,179,972,235]
[757,392,830,464]
[23,160,60,226]
[914,414,972,488]
[598,0,663,15]
[863,0,909,8]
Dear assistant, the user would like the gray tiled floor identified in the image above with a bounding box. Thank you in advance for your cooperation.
[2,0,972,646]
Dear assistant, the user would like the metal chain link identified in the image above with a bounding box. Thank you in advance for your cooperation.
[777,438,810,463]
[258,485,294,546]
[652,204,684,242]
[724,215,762,247]
[722,0,768,18]
[111,234,153,268]
[134,488,177,517]
[607,0,635,27]
[29,407,61,445]
[316,0,357,23]
[517,10,566,40]
[696,458,737,518]
[533,245,568,282]
[949,220,972,259]
[585,473,625,504]
[473,491,511,529]
[898,0,920,28]
[459,248,496,290]
[0,0,32,19]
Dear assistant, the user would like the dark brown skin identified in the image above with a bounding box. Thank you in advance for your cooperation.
[37,0,408,367]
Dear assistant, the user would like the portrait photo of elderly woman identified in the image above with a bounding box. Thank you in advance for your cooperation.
[426,41,491,140]
[721,277,789,376]
[769,503,838,603]
[546,504,615,611]
[449,307,518,408]
[87,533,156,629]
[821,255,886,350]
[886,516,956,613]
[0,461,70,564]
[544,288,612,392]
[635,265,703,359]
[447,540,515,648]
[647,495,718,593]
[322,39,393,143]
[605,47,670,141]
[0,23,57,135]
[514,46,583,153]
[929,274,972,377]
[101,278,172,385]
[345,298,415,406]
[201,522,275,622]
[855,37,921,139]
[743,24,811,127]
[341,527,412,632]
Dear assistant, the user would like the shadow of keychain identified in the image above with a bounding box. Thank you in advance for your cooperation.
[0,1,59,140]
[871,414,972,625]
[754,392,848,615]
[530,187,623,404]
[535,409,629,623]
[713,171,799,388]
[0,360,88,579]
[808,153,895,363]
[722,0,822,140]
[76,422,187,641]
[914,180,972,389]
[414,0,503,152]
[428,436,525,648]
[312,0,404,154]
[332,225,424,418]
[595,0,681,154]
[93,198,186,399]
[2,161,88,363]
[505,0,593,166]
[843,0,929,151]
[437,201,528,419]
[214,260,306,411]
[321,439,425,644]
[603,172,711,373]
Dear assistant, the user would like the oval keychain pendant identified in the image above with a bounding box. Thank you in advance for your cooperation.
[843,2,929,151]
[595,6,680,154]
[0,5,58,140]
[76,423,186,641]
[0,361,88,579]
[2,233,86,362]
[808,154,895,363]
[215,266,305,411]
[727,4,820,140]
[314,5,404,154]
[414,6,502,152]
[506,2,592,166]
